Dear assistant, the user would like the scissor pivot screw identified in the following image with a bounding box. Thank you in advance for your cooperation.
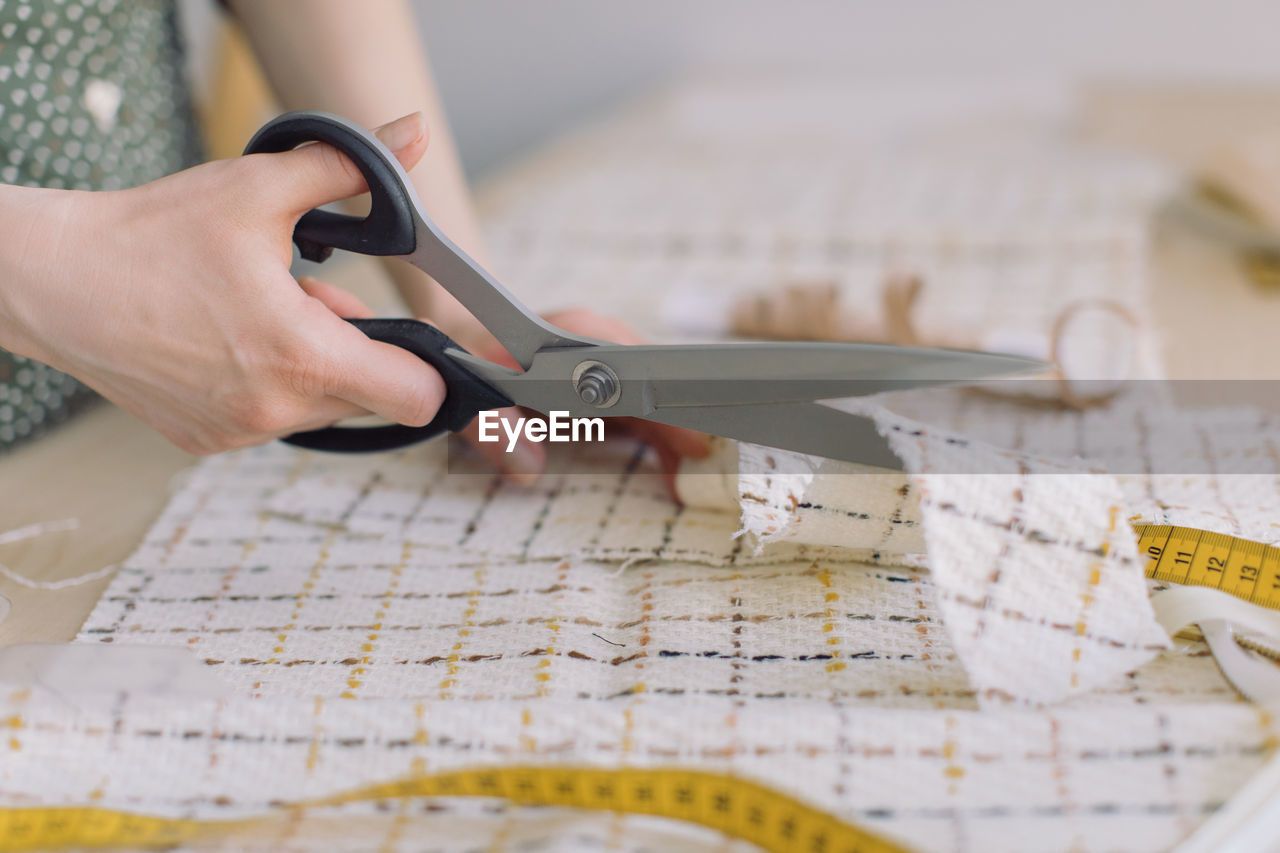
[573,361,621,408]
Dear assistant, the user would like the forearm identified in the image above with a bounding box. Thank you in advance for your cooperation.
[227,0,483,342]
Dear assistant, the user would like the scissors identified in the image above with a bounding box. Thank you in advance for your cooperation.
[244,111,1046,470]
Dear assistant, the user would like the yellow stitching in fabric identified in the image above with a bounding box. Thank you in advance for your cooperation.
[0,766,911,853]
[1136,524,1280,610]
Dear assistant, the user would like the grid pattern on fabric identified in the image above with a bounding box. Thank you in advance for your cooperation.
[77,436,1232,709]
[77,441,977,706]
[1,688,1274,853]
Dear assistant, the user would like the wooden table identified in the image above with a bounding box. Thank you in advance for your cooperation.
[4,83,1280,646]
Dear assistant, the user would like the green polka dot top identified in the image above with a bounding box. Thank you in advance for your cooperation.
[0,0,202,449]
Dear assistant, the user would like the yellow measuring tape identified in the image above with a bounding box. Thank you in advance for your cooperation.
[1136,523,1280,610]
[4,522,1277,852]
[0,765,909,853]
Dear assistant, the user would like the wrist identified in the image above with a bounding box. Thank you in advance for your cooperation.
[0,185,75,362]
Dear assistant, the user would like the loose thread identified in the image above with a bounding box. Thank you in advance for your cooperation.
[610,555,651,576]
[0,518,120,590]
[0,561,119,591]
[0,518,79,546]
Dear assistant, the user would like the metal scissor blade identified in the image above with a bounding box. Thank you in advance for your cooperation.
[645,402,905,470]
[407,223,599,368]
[569,342,1049,407]
[456,340,1047,422]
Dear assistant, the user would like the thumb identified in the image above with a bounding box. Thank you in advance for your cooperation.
[267,111,428,218]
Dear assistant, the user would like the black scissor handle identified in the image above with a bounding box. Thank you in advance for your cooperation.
[243,111,418,263]
[285,319,514,453]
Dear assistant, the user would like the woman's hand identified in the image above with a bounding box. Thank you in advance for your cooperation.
[0,113,448,455]
[0,108,708,490]
[273,291,709,492]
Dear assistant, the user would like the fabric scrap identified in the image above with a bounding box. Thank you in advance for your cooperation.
[679,402,1172,706]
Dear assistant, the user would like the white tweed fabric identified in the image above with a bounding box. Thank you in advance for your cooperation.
[2,686,1275,853]
[36,402,1272,852]
[713,412,1170,706]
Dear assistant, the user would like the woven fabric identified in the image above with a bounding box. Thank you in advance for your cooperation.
[44,421,1264,853]
[77,436,1235,709]
[77,440,979,705]
[709,412,1171,706]
[2,686,1274,853]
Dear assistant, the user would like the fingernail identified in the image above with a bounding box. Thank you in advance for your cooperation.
[375,112,425,151]
[503,440,544,486]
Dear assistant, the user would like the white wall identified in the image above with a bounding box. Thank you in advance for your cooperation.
[413,0,1280,175]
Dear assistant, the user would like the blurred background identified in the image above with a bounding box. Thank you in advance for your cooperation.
[180,0,1280,177]
[171,0,1280,393]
